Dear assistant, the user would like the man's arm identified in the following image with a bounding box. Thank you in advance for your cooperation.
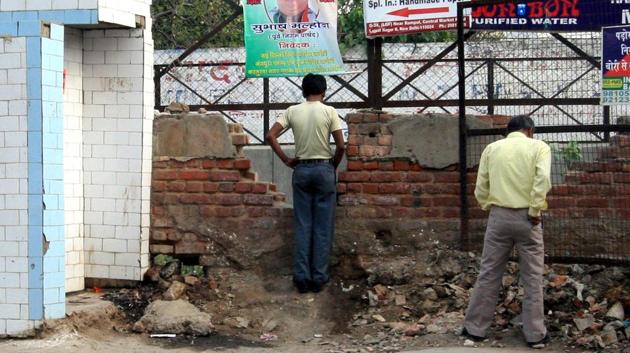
[474,147,490,210]
[528,144,552,222]
[266,122,297,169]
[331,129,345,168]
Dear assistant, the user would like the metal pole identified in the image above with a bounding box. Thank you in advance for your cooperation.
[263,78,270,144]
[487,59,495,115]
[457,2,469,252]
[154,67,162,110]
[367,38,383,110]
[603,105,610,142]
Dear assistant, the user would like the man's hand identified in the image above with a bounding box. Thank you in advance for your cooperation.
[284,158,298,169]
[528,216,541,226]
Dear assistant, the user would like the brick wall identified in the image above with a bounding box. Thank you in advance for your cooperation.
[150,120,293,272]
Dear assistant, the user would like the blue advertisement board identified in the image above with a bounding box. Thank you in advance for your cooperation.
[471,0,630,31]
[601,25,630,105]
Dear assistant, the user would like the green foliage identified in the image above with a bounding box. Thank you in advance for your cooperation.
[152,0,455,50]
[549,141,582,166]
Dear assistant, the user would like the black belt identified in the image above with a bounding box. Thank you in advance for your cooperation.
[297,159,332,164]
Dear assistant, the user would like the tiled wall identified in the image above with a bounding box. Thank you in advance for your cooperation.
[82,27,153,281]
[0,0,154,336]
[0,35,31,336]
[63,28,84,293]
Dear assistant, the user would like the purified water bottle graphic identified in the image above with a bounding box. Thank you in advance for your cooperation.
[516,3,527,16]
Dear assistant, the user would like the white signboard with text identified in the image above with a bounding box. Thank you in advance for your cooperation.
[363,0,465,38]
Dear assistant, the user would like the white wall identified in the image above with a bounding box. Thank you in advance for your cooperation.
[0,36,35,336]
[82,27,153,281]
[63,28,84,293]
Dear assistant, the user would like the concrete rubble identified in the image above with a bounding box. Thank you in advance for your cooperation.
[102,243,629,352]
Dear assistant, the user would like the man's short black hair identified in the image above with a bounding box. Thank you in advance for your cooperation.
[507,115,535,133]
[302,74,327,98]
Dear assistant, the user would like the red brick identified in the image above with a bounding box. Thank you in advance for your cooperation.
[151,206,166,216]
[179,194,212,204]
[372,195,399,206]
[432,196,460,207]
[274,194,286,202]
[175,241,208,254]
[548,197,576,208]
[163,193,179,204]
[339,171,370,182]
[348,183,363,193]
[200,206,215,217]
[338,195,368,206]
[218,183,235,193]
[244,194,274,206]
[378,135,392,146]
[180,170,210,180]
[410,208,440,218]
[231,133,249,145]
[151,230,167,241]
[234,159,251,170]
[371,172,403,182]
[152,181,167,192]
[215,206,238,217]
[362,183,379,194]
[579,172,612,184]
[359,145,377,157]
[433,172,460,183]
[150,244,173,254]
[400,195,422,207]
[185,160,201,168]
[440,208,460,218]
[202,160,216,169]
[612,197,630,208]
[347,160,364,171]
[214,194,242,205]
[375,207,392,218]
[186,182,204,193]
[252,183,269,194]
[346,113,364,123]
[363,114,378,123]
[153,170,178,180]
[347,146,359,157]
[422,184,459,195]
[406,172,433,183]
[614,173,630,183]
[247,207,265,217]
[203,182,218,193]
[167,181,186,192]
[378,161,393,171]
[364,161,378,170]
[393,160,410,171]
[269,184,277,192]
[234,182,253,193]
[551,185,569,196]
[209,171,241,182]
[153,161,169,169]
[165,230,182,242]
[379,183,410,194]
[576,197,609,208]
[409,163,422,171]
[347,135,363,146]
[337,183,347,193]
[217,159,234,169]
[359,123,381,135]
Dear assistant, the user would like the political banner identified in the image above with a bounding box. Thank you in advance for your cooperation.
[471,0,630,31]
[602,25,630,106]
[243,0,345,77]
[363,0,466,38]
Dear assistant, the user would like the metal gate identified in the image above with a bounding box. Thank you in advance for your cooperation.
[456,0,630,264]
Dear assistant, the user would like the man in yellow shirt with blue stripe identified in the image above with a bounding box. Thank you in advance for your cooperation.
[462,115,552,349]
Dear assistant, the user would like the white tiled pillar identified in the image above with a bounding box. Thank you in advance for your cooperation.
[82,27,153,281]
[63,27,84,292]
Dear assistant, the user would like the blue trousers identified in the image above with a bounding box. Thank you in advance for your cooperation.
[292,162,336,284]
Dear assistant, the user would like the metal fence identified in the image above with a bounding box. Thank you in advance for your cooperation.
[457,0,630,264]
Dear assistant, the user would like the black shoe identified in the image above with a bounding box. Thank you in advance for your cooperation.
[461,327,485,342]
[293,279,309,294]
[527,334,550,349]
[309,281,326,293]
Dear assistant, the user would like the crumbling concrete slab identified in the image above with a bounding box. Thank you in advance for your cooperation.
[153,113,236,158]
[387,114,501,169]
[133,299,214,335]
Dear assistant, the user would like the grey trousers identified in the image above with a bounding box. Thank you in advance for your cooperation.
[463,207,546,343]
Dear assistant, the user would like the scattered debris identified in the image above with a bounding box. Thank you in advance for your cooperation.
[133,300,213,336]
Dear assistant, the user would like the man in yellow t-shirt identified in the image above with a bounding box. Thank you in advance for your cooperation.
[462,115,552,349]
[266,74,345,294]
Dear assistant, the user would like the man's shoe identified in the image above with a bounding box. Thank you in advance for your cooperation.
[527,334,550,349]
[460,327,485,342]
[309,281,326,293]
[293,279,309,294]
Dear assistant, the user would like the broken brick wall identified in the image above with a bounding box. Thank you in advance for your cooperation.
[150,112,293,273]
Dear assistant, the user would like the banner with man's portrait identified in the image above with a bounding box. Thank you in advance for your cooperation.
[243,0,345,77]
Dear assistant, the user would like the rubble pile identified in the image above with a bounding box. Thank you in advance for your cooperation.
[103,245,629,352]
